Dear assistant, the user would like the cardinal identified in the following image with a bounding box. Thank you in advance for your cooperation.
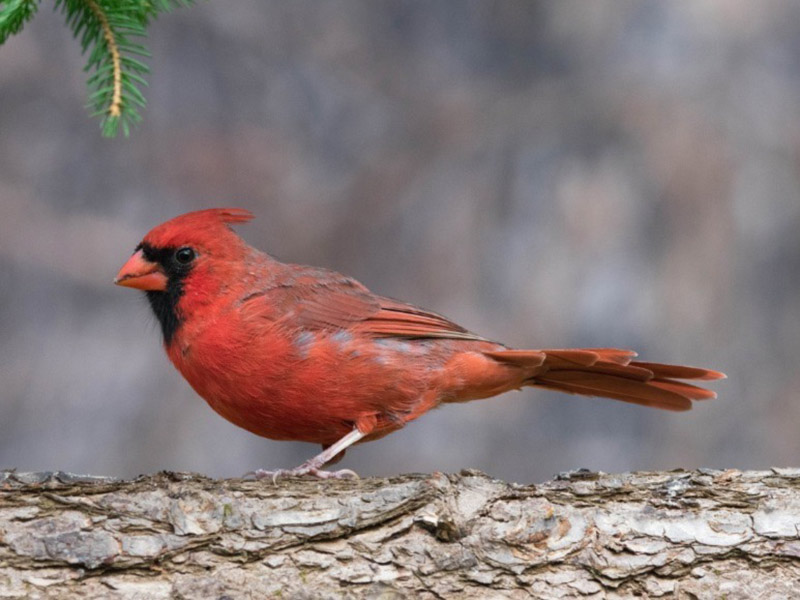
[115,208,724,479]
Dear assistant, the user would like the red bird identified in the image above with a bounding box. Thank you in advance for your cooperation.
[115,208,724,479]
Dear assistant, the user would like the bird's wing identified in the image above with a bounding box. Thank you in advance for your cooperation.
[242,268,489,342]
[358,296,490,341]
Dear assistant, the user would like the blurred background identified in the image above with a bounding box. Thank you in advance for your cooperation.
[0,1,797,483]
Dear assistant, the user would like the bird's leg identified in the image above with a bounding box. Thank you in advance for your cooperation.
[247,428,366,483]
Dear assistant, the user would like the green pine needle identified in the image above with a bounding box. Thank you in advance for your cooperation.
[0,0,198,137]
[0,0,40,44]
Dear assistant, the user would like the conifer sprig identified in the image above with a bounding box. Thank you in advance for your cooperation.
[0,0,39,44]
[0,0,197,137]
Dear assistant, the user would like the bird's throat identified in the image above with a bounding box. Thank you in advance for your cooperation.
[146,280,184,346]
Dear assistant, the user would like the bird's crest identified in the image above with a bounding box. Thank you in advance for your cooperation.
[142,208,255,252]
[206,208,255,224]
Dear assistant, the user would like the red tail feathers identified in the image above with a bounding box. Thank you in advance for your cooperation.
[490,348,724,411]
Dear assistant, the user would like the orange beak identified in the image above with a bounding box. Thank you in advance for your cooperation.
[114,249,168,291]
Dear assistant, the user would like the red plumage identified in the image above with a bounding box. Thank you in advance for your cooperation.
[115,208,724,478]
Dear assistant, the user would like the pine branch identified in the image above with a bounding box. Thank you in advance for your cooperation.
[0,0,197,137]
[0,0,40,44]
[83,0,124,119]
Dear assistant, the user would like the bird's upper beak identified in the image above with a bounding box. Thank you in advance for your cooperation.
[114,249,168,291]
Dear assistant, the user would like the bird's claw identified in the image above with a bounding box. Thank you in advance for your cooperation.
[244,467,359,484]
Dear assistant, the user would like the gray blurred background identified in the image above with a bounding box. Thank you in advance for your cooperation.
[0,1,797,483]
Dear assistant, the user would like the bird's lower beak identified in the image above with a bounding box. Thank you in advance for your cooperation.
[114,249,168,291]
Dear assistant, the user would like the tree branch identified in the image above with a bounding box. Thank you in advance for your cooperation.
[83,0,122,118]
[1,468,799,598]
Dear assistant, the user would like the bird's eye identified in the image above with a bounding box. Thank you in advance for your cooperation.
[174,247,196,265]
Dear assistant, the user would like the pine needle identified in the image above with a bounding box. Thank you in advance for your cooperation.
[0,0,198,137]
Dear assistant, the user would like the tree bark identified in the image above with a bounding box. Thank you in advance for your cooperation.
[1,468,799,599]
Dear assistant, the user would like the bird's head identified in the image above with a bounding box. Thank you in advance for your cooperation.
[114,207,255,343]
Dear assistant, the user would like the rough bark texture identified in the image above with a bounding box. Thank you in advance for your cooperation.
[1,468,799,599]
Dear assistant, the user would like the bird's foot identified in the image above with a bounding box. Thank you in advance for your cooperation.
[243,429,365,483]
[244,465,359,484]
